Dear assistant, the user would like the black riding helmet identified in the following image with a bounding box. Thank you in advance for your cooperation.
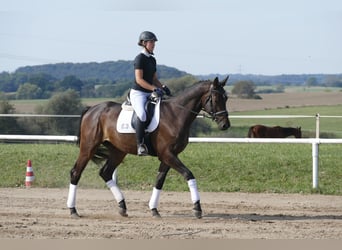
[138,31,158,46]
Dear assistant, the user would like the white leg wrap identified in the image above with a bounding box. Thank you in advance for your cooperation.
[67,184,77,208]
[106,180,124,203]
[149,187,161,209]
[188,179,200,203]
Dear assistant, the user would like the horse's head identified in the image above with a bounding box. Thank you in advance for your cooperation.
[202,76,230,130]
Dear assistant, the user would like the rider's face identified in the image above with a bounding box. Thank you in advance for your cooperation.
[144,40,155,52]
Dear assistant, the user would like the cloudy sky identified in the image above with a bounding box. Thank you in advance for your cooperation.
[1,0,341,75]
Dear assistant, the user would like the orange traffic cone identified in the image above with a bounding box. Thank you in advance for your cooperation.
[25,160,35,187]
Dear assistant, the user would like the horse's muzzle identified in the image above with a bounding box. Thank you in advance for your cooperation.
[217,117,230,130]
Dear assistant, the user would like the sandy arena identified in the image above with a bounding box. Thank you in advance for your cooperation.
[1,188,342,239]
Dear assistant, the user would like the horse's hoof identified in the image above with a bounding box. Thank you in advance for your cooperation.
[118,208,128,217]
[118,200,128,217]
[193,201,202,219]
[193,210,202,219]
[151,208,161,218]
[70,207,80,219]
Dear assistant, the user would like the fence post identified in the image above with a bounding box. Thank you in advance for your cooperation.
[315,113,320,138]
[312,141,319,189]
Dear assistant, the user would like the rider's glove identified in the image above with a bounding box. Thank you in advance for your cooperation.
[154,88,164,98]
[162,85,171,96]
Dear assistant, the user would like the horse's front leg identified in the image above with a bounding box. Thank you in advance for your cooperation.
[149,162,170,218]
[160,154,202,219]
[174,159,202,219]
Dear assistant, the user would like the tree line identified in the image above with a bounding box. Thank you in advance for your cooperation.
[0,61,188,100]
[1,61,341,101]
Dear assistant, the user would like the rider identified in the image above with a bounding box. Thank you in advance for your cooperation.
[130,31,171,156]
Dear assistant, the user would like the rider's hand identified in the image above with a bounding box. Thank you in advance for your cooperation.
[162,85,171,96]
[154,88,164,98]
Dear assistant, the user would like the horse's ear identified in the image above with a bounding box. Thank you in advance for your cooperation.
[220,75,229,86]
[213,77,219,84]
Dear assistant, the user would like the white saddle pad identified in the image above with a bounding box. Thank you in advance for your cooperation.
[116,99,161,133]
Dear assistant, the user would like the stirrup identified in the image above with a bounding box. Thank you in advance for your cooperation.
[137,144,148,156]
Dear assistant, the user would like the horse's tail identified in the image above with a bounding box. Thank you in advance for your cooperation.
[77,105,111,166]
[77,106,91,146]
[247,126,254,138]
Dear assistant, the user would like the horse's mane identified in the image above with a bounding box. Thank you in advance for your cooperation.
[168,80,211,103]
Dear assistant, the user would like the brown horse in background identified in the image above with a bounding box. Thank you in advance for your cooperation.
[247,125,302,138]
[66,76,230,219]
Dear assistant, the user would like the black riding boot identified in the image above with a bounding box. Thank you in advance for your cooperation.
[135,118,148,156]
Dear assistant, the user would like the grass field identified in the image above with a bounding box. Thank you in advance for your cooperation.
[1,143,342,195]
[229,105,342,138]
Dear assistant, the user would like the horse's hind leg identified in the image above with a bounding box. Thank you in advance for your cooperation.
[67,150,93,218]
[98,145,128,217]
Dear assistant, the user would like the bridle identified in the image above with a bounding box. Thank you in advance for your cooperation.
[202,88,228,121]
[173,86,228,121]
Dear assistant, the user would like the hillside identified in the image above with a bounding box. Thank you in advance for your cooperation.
[11,61,342,85]
[15,60,188,81]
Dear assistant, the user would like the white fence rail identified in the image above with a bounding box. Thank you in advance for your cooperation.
[0,134,78,142]
[1,114,342,189]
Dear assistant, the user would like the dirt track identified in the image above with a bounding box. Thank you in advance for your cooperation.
[1,188,342,239]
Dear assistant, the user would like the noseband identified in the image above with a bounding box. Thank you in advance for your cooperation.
[203,89,228,121]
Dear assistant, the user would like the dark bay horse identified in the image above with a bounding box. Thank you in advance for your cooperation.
[67,76,230,219]
[247,125,302,138]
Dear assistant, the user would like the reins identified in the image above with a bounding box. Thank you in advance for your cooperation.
[173,103,214,119]
[170,87,228,121]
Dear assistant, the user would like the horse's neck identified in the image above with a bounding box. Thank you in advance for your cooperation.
[173,83,208,115]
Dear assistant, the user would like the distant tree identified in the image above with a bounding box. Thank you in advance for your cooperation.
[232,80,256,98]
[16,83,43,99]
[324,75,342,87]
[58,75,84,92]
[28,73,56,92]
[112,81,132,97]
[275,84,285,93]
[163,75,198,94]
[0,94,19,133]
[80,84,96,98]
[305,77,318,87]
[95,85,117,98]
[0,72,12,92]
[37,90,85,135]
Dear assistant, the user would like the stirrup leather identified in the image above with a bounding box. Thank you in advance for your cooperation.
[137,143,148,156]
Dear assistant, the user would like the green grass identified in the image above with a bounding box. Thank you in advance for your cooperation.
[228,105,342,138]
[1,143,342,195]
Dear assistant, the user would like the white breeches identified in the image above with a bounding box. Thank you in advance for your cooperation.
[130,89,151,122]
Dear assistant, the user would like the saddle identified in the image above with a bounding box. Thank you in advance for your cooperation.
[116,94,161,133]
